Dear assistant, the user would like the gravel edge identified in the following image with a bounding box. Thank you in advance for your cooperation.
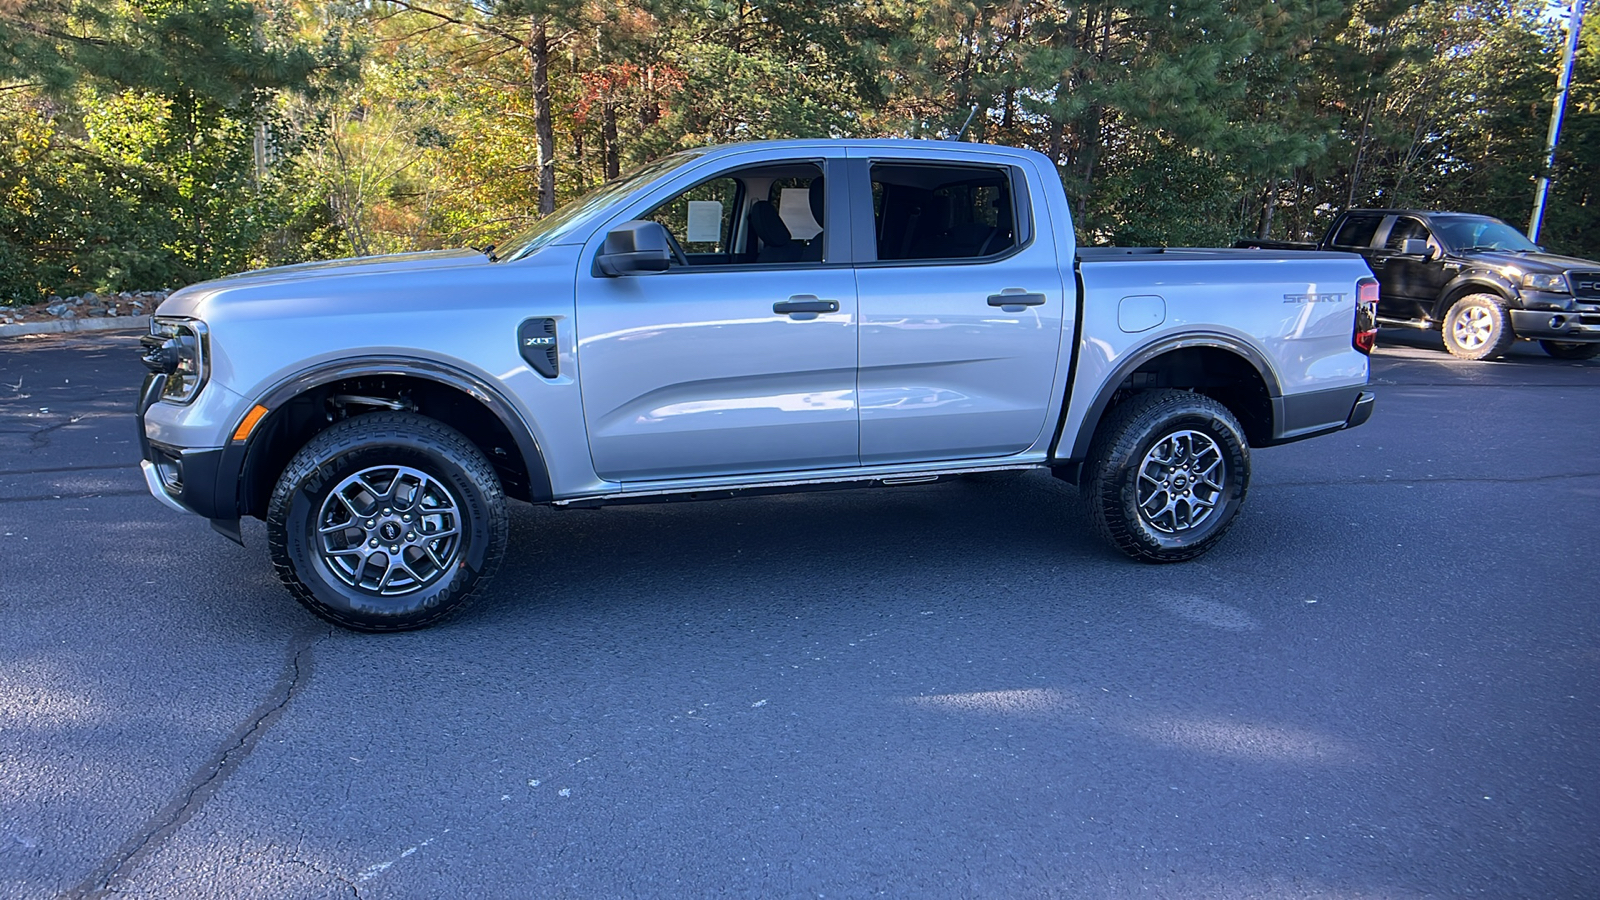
[0,315,150,338]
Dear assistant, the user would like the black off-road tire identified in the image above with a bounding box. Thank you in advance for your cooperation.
[1081,390,1250,563]
[267,412,508,632]
[1539,340,1600,360]
[1441,293,1515,360]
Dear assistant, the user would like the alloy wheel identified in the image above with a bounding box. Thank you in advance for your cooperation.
[315,465,463,595]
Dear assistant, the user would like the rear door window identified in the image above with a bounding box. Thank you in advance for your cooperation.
[868,163,1018,262]
[1330,215,1383,250]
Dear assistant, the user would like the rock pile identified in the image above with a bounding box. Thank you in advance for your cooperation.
[1,291,169,325]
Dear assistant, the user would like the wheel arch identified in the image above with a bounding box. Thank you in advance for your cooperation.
[1061,337,1281,469]
[229,356,551,519]
[1432,274,1514,321]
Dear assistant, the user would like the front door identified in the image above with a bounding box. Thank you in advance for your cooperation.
[849,155,1067,465]
[1374,215,1449,320]
[575,156,859,482]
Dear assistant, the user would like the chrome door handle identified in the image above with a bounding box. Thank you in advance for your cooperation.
[987,290,1047,307]
[774,295,839,315]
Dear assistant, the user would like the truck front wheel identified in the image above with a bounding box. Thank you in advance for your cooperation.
[266,411,508,632]
[1082,390,1250,563]
[1441,293,1514,360]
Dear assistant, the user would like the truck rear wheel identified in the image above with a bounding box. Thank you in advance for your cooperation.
[1082,390,1250,563]
[1441,293,1514,360]
[1539,340,1600,360]
[267,412,507,632]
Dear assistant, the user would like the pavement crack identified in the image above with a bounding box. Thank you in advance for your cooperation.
[0,489,149,505]
[65,624,331,899]
[285,856,362,898]
[29,415,81,449]
[0,463,136,477]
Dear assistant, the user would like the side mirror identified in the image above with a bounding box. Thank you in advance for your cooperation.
[597,220,672,276]
[1400,238,1434,259]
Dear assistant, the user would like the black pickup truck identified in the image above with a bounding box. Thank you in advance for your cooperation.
[1240,209,1600,360]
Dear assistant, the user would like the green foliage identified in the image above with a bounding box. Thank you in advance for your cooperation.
[1,0,1597,304]
[0,0,358,303]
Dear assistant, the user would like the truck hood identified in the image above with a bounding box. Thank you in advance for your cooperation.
[1462,249,1600,274]
[157,249,491,318]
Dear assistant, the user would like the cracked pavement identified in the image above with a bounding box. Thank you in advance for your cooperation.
[1,330,1597,899]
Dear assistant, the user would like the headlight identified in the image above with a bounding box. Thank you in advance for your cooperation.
[140,317,209,404]
[1522,272,1570,293]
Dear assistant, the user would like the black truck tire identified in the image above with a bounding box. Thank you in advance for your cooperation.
[1539,340,1600,360]
[1081,390,1250,563]
[267,411,508,632]
[1441,293,1515,360]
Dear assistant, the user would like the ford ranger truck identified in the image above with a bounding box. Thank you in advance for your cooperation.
[1239,209,1600,360]
[138,139,1377,631]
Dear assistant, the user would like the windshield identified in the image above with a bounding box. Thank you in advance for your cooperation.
[1433,216,1539,253]
[493,151,704,262]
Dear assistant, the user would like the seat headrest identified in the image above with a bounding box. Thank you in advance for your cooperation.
[748,200,791,247]
[809,177,825,225]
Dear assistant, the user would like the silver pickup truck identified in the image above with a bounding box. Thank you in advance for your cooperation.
[138,139,1377,631]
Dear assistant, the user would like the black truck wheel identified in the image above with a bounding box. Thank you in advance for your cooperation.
[267,412,507,632]
[1539,340,1600,360]
[1441,293,1514,360]
[1081,390,1250,563]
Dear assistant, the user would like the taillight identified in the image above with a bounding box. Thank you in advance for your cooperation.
[1353,277,1379,354]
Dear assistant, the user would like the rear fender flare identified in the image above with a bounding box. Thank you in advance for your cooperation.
[1058,334,1283,462]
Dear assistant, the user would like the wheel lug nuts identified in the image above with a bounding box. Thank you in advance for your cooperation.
[369,539,379,548]
[402,514,411,522]
[389,545,399,553]
[365,520,375,528]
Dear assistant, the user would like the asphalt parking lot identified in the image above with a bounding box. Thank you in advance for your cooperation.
[2,329,1597,899]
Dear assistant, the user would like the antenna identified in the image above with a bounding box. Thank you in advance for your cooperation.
[952,105,980,141]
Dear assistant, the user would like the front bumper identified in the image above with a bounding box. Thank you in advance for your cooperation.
[141,459,190,514]
[137,373,239,540]
[1510,307,1600,342]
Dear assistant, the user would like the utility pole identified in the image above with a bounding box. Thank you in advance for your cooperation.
[1529,0,1587,242]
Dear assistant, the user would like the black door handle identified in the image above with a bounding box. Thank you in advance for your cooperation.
[774,296,839,314]
[987,291,1047,307]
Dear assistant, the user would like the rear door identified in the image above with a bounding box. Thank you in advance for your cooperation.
[1327,213,1403,317]
[846,152,1066,465]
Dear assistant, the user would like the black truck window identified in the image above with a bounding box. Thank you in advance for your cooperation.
[1383,217,1430,251]
[1331,215,1383,249]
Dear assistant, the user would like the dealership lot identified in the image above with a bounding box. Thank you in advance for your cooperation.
[2,330,1596,899]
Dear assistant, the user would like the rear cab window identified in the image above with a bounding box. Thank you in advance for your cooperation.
[867,162,1020,263]
[1330,214,1384,250]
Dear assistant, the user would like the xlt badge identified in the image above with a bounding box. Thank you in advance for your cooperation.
[517,318,559,378]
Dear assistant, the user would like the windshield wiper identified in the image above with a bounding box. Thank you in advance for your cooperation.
[474,243,498,262]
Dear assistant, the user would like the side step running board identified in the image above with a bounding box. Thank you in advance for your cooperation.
[554,464,1046,508]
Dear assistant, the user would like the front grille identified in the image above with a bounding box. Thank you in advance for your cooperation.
[1570,272,1600,299]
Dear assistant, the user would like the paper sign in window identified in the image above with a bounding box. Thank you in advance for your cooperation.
[686,201,723,243]
[777,188,822,240]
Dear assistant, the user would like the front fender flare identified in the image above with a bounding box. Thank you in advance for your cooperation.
[225,356,552,518]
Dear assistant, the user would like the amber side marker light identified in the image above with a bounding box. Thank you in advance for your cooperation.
[232,404,269,442]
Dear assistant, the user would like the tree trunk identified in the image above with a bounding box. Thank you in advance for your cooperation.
[528,16,556,215]
[602,100,619,180]
[1258,177,1278,239]
[1347,94,1376,209]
